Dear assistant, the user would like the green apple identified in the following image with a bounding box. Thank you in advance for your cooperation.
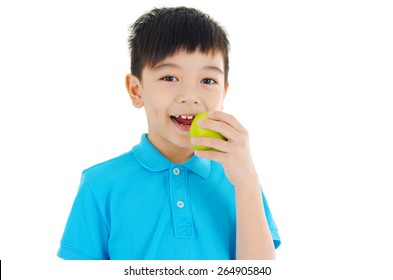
[189,112,227,150]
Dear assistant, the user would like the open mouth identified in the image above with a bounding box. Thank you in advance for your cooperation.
[170,115,195,131]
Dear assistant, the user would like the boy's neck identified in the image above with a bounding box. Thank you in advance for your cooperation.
[147,134,194,164]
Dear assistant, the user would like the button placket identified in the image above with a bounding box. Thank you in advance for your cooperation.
[170,166,194,238]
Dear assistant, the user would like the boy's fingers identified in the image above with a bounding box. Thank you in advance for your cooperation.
[191,137,230,153]
[208,111,247,134]
[197,119,237,141]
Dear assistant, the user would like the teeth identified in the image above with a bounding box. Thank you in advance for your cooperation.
[173,115,194,119]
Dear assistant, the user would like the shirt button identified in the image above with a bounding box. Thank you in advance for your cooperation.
[173,168,180,175]
[177,201,185,208]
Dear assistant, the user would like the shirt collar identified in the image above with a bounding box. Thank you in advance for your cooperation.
[133,134,210,179]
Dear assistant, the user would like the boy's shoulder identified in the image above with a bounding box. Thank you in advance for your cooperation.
[82,149,138,180]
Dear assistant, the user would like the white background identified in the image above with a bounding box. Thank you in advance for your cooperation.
[1,0,392,278]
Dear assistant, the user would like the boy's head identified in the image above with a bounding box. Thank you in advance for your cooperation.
[128,7,230,83]
[126,7,230,162]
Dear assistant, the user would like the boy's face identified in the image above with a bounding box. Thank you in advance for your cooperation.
[126,50,228,158]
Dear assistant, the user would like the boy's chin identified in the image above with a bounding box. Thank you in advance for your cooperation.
[171,135,193,149]
[174,140,193,150]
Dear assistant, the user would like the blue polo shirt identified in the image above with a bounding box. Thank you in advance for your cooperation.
[58,134,280,260]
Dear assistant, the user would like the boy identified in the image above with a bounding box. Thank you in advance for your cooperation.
[57,6,280,260]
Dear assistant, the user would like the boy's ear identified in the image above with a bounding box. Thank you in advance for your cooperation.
[224,81,229,98]
[221,81,229,111]
[125,74,144,108]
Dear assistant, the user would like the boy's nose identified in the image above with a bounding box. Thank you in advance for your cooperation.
[176,88,201,104]
[178,95,200,104]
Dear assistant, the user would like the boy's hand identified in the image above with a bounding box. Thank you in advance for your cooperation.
[192,111,276,259]
[191,111,258,187]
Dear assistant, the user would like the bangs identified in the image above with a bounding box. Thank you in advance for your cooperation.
[129,7,229,80]
[143,9,228,68]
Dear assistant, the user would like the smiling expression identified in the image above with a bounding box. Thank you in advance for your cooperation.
[126,49,228,162]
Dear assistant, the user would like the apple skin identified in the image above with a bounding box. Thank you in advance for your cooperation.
[189,112,227,150]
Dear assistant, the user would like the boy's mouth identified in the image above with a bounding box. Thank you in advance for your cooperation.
[170,115,195,131]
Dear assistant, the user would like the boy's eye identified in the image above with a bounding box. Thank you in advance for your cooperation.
[161,76,178,82]
[201,78,217,85]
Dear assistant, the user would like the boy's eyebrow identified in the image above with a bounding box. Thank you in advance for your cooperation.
[202,66,224,74]
[152,63,224,75]
[152,63,181,71]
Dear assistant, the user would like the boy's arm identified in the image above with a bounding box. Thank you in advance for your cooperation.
[234,177,276,259]
[191,111,276,260]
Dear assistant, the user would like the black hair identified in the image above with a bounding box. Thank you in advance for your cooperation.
[128,7,230,82]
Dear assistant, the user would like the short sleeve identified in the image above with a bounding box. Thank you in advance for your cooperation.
[261,189,281,249]
[57,173,110,260]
